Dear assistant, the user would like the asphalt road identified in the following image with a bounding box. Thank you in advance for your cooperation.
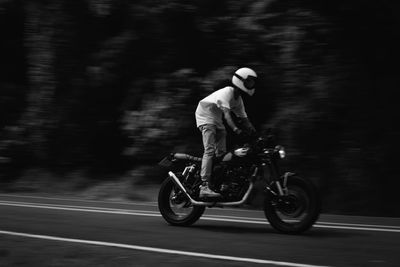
[0,193,399,267]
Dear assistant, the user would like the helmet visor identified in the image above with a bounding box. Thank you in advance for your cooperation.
[245,75,257,89]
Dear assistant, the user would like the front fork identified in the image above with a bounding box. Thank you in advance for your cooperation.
[265,171,295,197]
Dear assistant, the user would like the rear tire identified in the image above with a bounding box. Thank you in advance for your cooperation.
[158,177,205,226]
[264,176,321,234]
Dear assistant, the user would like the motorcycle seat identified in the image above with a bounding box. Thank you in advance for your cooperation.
[173,153,202,162]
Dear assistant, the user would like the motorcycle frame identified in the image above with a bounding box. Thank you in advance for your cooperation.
[168,171,254,207]
[167,144,293,207]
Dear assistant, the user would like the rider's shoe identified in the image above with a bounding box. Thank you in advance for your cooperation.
[199,184,221,198]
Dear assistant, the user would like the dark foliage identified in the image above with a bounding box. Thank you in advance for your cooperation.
[0,0,399,215]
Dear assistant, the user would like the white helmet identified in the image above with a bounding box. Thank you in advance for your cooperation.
[232,67,257,96]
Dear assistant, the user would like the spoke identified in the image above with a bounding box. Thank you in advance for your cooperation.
[169,189,193,219]
[273,185,311,223]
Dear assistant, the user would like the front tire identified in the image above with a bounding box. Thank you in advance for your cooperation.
[264,176,321,234]
[158,177,205,226]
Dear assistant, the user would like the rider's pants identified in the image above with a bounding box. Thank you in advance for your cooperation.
[199,124,226,182]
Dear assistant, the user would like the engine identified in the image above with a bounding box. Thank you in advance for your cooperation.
[213,164,251,200]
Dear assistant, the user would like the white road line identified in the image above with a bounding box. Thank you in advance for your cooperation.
[317,221,400,229]
[0,201,160,217]
[204,215,400,230]
[0,230,330,267]
[314,224,400,232]
[1,201,400,233]
[0,200,160,214]
[0,193,158,206]
[0,193,255,212]
[207,216,400,229]
[201,217,400,233]
[205,214,266,221]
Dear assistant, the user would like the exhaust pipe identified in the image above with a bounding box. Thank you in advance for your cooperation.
[168,171,254,207]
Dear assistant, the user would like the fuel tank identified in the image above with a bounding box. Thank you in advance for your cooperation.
[222,147,250,162]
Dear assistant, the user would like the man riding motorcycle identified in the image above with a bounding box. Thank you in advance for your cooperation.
[195,67,258,198]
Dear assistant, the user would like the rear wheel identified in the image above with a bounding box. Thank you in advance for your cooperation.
[158,177,205,226]
[264,176,321,234]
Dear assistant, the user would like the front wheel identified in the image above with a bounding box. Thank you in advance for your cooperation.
[264,176,321,234]
[158,177,205,226]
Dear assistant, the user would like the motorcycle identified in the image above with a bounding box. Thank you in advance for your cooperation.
[157,132,321,234]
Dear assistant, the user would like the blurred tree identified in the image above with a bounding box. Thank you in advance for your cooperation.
[19,1,59,163]
[0,0,399,214]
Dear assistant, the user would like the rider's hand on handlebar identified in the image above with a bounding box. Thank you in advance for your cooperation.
[249,126,257,135]
[233,127,242,135]
[248,128,258,138]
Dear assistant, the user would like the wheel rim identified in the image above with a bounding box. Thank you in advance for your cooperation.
[273,185,310,223]
[168,186,194,220]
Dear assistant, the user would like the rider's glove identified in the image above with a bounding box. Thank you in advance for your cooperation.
[233,127,242,135]
[248,128,258,138]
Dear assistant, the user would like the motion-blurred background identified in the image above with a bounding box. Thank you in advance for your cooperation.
[1,0,399,216]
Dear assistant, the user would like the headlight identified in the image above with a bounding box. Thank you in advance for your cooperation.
[275,145,286,159]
